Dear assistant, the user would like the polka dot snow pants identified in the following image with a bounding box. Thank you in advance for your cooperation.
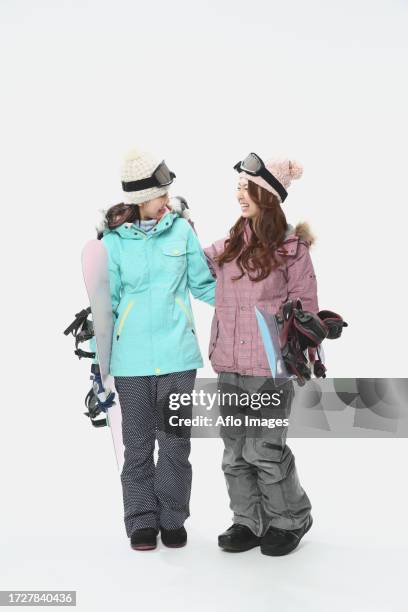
[114,369,196,538]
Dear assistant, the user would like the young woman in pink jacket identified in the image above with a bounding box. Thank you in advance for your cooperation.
[204,153,318,556]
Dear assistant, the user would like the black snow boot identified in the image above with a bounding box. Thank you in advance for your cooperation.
[130,527,158,551]
[261,515,313,556]
[160,526,187,548]
[218,524,261,552]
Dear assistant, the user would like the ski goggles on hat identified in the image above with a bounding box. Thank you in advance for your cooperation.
[122,160,176,193]
[234,152,288,202]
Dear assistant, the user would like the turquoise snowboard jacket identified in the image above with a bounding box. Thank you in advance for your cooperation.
[90,211,216,376]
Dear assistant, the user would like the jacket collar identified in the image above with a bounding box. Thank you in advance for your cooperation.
[104,210,177,240]
[243,219,315,256]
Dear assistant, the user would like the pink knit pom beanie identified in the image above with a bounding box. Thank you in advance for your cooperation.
[239,158,303,204]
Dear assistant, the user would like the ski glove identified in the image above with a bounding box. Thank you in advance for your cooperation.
[90,363,115,412]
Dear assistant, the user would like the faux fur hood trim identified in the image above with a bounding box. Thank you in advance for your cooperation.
[293,221,316,246]
[94,205,186,237]
[95,209,109,236]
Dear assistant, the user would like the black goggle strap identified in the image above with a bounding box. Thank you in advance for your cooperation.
[122,163,176,192]
[233,161,288,202]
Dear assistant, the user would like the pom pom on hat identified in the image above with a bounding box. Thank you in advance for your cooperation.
[289,160,303,180]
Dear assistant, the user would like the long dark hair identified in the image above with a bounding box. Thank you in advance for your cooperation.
[96,203,141,239]
[216,180,289,282]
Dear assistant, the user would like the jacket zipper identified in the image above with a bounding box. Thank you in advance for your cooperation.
[116,300,135,341]
[209,318,219,358]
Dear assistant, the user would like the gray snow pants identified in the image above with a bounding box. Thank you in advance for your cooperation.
[114,370,196,537]
[217,372,312,537]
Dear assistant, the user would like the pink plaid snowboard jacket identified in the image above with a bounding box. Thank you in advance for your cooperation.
[204,221,319,376]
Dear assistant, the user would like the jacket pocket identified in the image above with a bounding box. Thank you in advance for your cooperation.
[258,382,293,459]
[116,300,135,341]
[174,295,201,361]
[210,305,236,367]
[175,295,195,334]
[208,316,219,359]
[161,241,187,274]
[254,438,285,462]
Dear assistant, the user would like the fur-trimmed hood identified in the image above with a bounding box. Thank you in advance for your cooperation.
[95,198,191,238]
[285,221,316,246]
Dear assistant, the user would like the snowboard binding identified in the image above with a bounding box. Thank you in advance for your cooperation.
[276,299,348,386]
[64,308,113,428]
[84,364,116,427]
[84,387,108,428]
[63,307,96,360]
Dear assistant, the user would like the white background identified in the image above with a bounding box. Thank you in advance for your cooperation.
[0,1,407,610]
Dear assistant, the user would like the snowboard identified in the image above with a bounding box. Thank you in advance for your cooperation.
[255,306,293,386]
[81,239,125,472]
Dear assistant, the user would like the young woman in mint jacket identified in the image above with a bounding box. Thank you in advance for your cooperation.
[92,148,215,551]
[204,153,318,557]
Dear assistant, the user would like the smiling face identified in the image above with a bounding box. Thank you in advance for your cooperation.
[236,177,260,219]
[139,193,170,220]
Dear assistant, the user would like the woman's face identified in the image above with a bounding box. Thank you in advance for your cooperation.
[236,178,259,219]
[139,194,170,220]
